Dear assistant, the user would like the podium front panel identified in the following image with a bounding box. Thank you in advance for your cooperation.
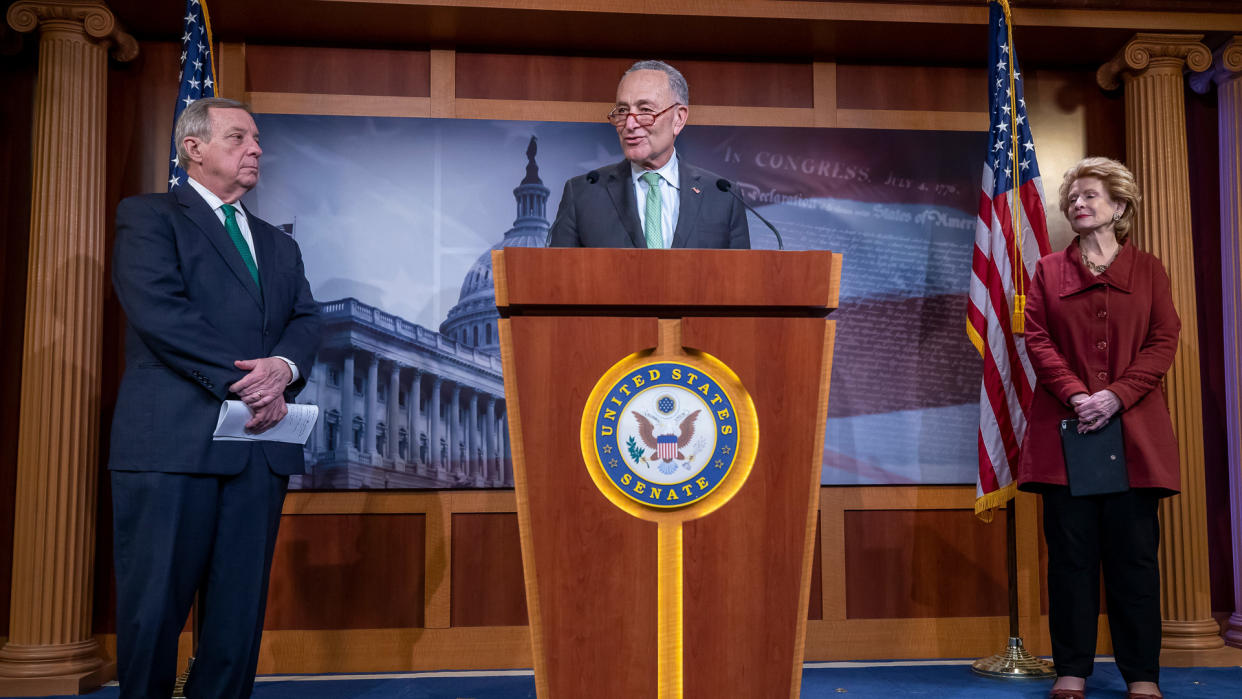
[497,249,838,699]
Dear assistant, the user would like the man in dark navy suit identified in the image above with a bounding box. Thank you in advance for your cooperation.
[109,97,320,699]
[547,60,750,249]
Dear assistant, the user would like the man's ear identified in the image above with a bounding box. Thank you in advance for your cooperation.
[671,105,689,136]
[182,136,203,165]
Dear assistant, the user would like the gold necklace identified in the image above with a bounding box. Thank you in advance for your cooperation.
[1081,247,1119,275]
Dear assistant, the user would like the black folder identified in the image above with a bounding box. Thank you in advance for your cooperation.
[1059,417,1129,496]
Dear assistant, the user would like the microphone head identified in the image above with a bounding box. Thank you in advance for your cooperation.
[586,170,600,184]
[715,178,733,192]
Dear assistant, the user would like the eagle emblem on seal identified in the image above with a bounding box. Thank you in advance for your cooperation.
[633,410,700,464]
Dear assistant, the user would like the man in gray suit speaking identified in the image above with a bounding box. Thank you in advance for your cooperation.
[547,60,750,249]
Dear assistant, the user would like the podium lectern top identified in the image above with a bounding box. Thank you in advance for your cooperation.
[494,248,840,316]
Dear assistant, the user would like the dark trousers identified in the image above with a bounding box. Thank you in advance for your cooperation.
[112,451,288,699]
[1041,486,1162,684]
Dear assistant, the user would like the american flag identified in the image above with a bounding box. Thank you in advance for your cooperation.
[168,0,216,190]
[968,0,1051,520]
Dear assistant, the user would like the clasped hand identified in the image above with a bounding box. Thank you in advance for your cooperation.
[229,357,292,433]
[1069,390,1121,434]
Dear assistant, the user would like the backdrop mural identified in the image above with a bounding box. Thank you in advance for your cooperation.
[243,114,985,489]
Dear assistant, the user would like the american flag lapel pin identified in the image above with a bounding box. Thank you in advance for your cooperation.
[692,186,701,194]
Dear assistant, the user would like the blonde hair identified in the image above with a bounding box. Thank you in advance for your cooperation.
[1058,156,1141,242]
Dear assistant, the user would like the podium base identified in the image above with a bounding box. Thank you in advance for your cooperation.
[971,637,1056,679]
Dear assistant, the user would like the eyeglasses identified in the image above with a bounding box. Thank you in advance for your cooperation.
[606,103,682,127]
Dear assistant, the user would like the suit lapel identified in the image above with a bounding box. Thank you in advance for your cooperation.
[175,184,263,307]
[604,160,644,248]
[670,161,702,249]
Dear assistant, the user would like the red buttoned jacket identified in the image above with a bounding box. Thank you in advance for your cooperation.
[1015,238,1181,494]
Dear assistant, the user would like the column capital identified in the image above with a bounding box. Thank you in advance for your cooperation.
[7,0,137,61]
[1190,37,1242,94]
[1098,33,1211,90]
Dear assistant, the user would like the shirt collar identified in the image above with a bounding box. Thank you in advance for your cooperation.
[187,177,246,220]
[631,151,680,189]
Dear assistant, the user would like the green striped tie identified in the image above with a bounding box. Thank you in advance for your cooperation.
[220,203,260,289]
[640,171,663,249]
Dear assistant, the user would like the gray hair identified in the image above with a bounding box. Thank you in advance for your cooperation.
[174,97,252,169]
[623,60,689,105]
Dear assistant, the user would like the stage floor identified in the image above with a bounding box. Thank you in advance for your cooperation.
[24,659,1242,698]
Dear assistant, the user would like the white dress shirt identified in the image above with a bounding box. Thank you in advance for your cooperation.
[188,177,257,262]
[631,151,681,248]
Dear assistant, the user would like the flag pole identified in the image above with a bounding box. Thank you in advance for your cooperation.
[971,499,1054,678]
[170,0,217,694]
[970,0,1054,680]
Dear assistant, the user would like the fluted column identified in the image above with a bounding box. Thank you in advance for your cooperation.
[0,1,135,694]
[500,407,511,486]
[408,369,422,469]
[365,354,378,456]
[1190,37,1242,648]
[450,385,462,476]
[387,362,400,467]
[339,353,355,455]
[430,377,443,474]
[485,396,496,484]
[1099,33,1219,650]
[467,392,479,484]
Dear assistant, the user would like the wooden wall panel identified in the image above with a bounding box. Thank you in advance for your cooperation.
[843,509,1008,619]
[0,24,37,641]
[456,53,814,108]
[246,45,430,97]
[455,54,627,103]
[837,64,985,112]
[450,513,527,627]
[265,514,426,630]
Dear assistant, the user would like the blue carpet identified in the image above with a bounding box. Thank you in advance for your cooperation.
[13,662,1242,698]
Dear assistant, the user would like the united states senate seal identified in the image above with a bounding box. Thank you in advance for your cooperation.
[582,356,756,512]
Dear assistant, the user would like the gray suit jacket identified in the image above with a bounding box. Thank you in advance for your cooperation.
[546,159,750,249]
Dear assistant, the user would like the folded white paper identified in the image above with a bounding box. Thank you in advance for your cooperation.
[213,400,319,444]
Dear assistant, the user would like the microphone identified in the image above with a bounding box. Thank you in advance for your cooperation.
[585,170,600,184]
[716,179,784,250]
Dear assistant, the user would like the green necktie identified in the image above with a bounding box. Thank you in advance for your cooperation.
[640,171,663,249]
[220,203,260,290]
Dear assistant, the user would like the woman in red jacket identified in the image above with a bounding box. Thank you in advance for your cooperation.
[1017,157,1180,699]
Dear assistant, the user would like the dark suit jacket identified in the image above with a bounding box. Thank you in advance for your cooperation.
[109,184,321,476]
[546,159,750,249]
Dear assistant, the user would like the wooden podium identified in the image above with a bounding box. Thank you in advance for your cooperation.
[494,248,841,699]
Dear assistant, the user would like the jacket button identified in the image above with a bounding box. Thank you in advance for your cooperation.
[1097,309,1107,319]
[1096,340,1107,350]
[1096,371,1108,381]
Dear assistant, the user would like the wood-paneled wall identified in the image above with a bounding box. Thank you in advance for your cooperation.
[0,24,37,642]
[2,30,1209,672]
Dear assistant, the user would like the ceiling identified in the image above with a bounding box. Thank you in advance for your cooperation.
[12,1,1242,68]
